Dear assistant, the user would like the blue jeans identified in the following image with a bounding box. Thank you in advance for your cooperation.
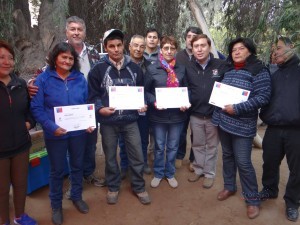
[218,128,260,206]
[100,122,145,193]
[45,133,87,209]
[83,128,97,177]
[152,122,184,179]
[119,115,149,169]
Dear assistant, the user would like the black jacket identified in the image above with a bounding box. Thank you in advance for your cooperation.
[186,55,229,117]
[0,74,35,158]
[88,55,144,125]
[260,55,300,126]
[144,61,188,123]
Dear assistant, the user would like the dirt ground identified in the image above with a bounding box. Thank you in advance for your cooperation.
[10,125,295,225]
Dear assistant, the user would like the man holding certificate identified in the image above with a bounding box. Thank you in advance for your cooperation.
[145,36,189,189]
[88,29,151,205]
[186,34,228,189]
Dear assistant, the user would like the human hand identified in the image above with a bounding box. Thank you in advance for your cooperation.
[138,105,148,113]
[222,104,235,115]
[99,107,116,116]
[27,79,38,98]
[86,126,95,133]
[54,127,67,136]
[25,122,31,130]
[180,103,191,112]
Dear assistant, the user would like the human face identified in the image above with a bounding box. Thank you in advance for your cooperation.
[186,31,198,50]
[145,32,159,50]
[105,39,124,62]
[55,51,74,75]
[129,37,146,61]
[231,42,251,63]
[66,22,86,46]
[192,38,211,64]
[161,43,176,63]
[275,40,293,65]
[0,47,14,78]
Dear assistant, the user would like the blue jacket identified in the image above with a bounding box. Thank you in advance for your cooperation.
[212,55,271,137]
[31,68,88,139]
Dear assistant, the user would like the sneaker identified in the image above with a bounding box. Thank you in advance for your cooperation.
[150,177,162,188]
[203,177,214,189]
[286,207,299,222]
[83,174,106,187]
[167,177,178,188]
[106,191,119,204]
[189,162,195,172]
[135,191,151,205]
[188,173,203,182]
[175,159,182,169]
[14,214,37,225]
[65,186,71,200]
[143,165,152,175]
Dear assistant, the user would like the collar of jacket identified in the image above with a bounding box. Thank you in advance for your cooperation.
[278,54,300,69]
[46,67,83,80]
[227,54,266,76]
[5,73,22,88]
[104,54,131,69]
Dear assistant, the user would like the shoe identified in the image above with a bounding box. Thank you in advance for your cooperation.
[167,177,178,188]
[150,177,162,188]
[14,214,37,225]
[135,191,151,205]
[72,200,89,214]
[175,159,182,169]
[188,173,203,182]
[106,191,119,204]
[259,188,278,201]
[203,177,214,189]
[83,174,106,187]
[51,208,63,225]
[286,207,299,222]
[121,168,128,180]
[247,205,260,219]
[65,186,71,200]
[189,163,194,172]
[217,189,236,201]
[143,165,152,175]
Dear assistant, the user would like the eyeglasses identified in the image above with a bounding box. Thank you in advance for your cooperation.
[162,46,176,51]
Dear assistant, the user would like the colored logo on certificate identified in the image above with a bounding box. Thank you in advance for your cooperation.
[242,91,249,96]
[56,108,63,113]
[215,83,221,88]
[87,105,93,110]
[138,88,143,92]
[111,87,116,92]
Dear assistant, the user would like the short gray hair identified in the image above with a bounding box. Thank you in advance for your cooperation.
[130,34,145,44]
[66,16,86,32]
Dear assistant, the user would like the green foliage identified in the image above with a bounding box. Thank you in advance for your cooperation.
[0,0,15,41]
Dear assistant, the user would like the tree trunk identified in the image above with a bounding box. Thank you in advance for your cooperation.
[12,0,68,77]
[188,0,219,58]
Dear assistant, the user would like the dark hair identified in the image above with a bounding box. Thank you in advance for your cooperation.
[191,34,211,47]
[277,36,293,46]
[228,37,256,62]
[104,35,123,46]
[47,42,80,71]
[145,28,160,39]
[160,36,178,49]
[0,40,15,59]
[184,26,202,39]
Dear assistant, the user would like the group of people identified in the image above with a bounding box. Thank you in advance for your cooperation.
[0,15,299,225]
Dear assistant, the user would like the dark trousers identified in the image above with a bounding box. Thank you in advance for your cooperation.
[45,134,87,209]
[100,122,145,193]
[176,116,194,161]
[0,150,29,224]
[83,128,97,177]
[262,126,300,209]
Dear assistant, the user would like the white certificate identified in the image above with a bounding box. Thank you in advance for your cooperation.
[54,104,96,132]
[155,87,190,109]
[109,86,145,110]
[209,82,250,108]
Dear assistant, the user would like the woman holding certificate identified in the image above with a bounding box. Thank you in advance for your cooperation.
[145,36,189,189]
[31,42,92,224]
[0,40,37,225]
[212,38,271,219]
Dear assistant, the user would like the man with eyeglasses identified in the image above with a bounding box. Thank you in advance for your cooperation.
[259,36,300,222]
[119,35,152,179]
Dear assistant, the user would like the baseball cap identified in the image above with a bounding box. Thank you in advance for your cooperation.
[103,29,124,43]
